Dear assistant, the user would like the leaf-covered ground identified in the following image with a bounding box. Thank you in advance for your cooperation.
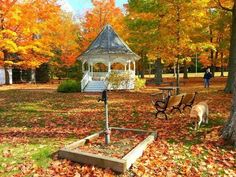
[0,78,235,177]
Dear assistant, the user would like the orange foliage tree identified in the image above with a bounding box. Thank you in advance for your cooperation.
[81,0,125,50]
[0,0,81,83]
[126,0,210,85]
[0,0,18,84]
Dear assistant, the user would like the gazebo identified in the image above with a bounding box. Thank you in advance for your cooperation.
[78,25,140,92]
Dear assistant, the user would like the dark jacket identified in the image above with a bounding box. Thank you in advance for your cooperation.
[204,72,212,80]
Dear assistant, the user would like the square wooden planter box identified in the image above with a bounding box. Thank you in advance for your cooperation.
[58,127,157,173]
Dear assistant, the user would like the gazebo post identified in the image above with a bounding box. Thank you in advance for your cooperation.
[91,63,93,79]
[82,61,85,73]
[128,61,131,71]
[108,62,111,72]
[133,61,136,73]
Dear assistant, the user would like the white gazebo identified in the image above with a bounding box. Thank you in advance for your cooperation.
[78,25,140,92]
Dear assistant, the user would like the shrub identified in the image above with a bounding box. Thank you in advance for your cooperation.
[135,77,146,90]
[57,80,81,93]
[107,71,130,90]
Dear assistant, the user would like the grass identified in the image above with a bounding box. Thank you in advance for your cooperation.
[204,117,226,128]
[0,143,52,176]
[31,146,52,168]
[0,138,77,176]
[0,108,5,112]
[14,103,43,113]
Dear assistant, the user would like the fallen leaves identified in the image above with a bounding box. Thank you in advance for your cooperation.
[0,78,235,176]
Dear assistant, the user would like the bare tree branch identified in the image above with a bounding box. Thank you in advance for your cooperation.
[214,0,233,12]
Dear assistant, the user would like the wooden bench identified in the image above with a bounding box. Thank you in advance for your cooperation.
[152,94,184,120]
[181,92,197,110]
[169,92,197,113]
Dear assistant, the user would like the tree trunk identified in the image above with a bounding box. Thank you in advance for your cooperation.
[183,59,188,79]
[210,50,215,77]
[212,51,218,77]
[155,58,163,85]
[1,17,10,85]
[222,73,236,147]
[140,68,144,78]
[209,27,216,77]
[30,69,36,84]
[20,69,24,82]
[173,64,176,77]
[211,65,216,77]
[225,3,236,93]
[176,59,180,94]
[140,52,147,79]
[220,52,224,77]
[3,51,10,85]
[4,68,10,85]
[176,4,180,95]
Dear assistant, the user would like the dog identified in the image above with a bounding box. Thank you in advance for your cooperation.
[190,101,209,130]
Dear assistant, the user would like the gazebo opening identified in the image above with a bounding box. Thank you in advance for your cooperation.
[130,62,134,71]
[111,62,125,71]
[93,63,108,81]
[83,62,89,71]
[93,63,108,72]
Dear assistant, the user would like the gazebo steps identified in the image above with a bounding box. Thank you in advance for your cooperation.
[84,81,106,92]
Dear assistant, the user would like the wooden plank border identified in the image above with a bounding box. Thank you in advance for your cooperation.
[122,132,157,169]
[58,149,127,173]
[58,128,157,173]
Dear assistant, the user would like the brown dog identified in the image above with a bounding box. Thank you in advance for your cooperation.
[190,101,209,130]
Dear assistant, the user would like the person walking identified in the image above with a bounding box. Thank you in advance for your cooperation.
[203,68,212,88]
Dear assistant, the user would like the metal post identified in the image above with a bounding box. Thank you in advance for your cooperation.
[105,101,110,144]
[98,90,110,144]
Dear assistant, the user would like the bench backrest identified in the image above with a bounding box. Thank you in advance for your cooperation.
[182,92,197,105]
[167,95,183,108]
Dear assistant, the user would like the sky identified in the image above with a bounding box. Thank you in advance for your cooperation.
[60,0,128,16]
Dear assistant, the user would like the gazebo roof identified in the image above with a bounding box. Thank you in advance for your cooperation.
[78,25,140,62]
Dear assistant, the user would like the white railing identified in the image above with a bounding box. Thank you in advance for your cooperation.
[81,70,135,91]
[81,71,90,91]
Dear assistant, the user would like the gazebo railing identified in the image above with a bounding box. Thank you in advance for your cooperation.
[81,71,90,91]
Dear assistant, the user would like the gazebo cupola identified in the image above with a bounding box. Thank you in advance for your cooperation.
[78,24,140,92]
